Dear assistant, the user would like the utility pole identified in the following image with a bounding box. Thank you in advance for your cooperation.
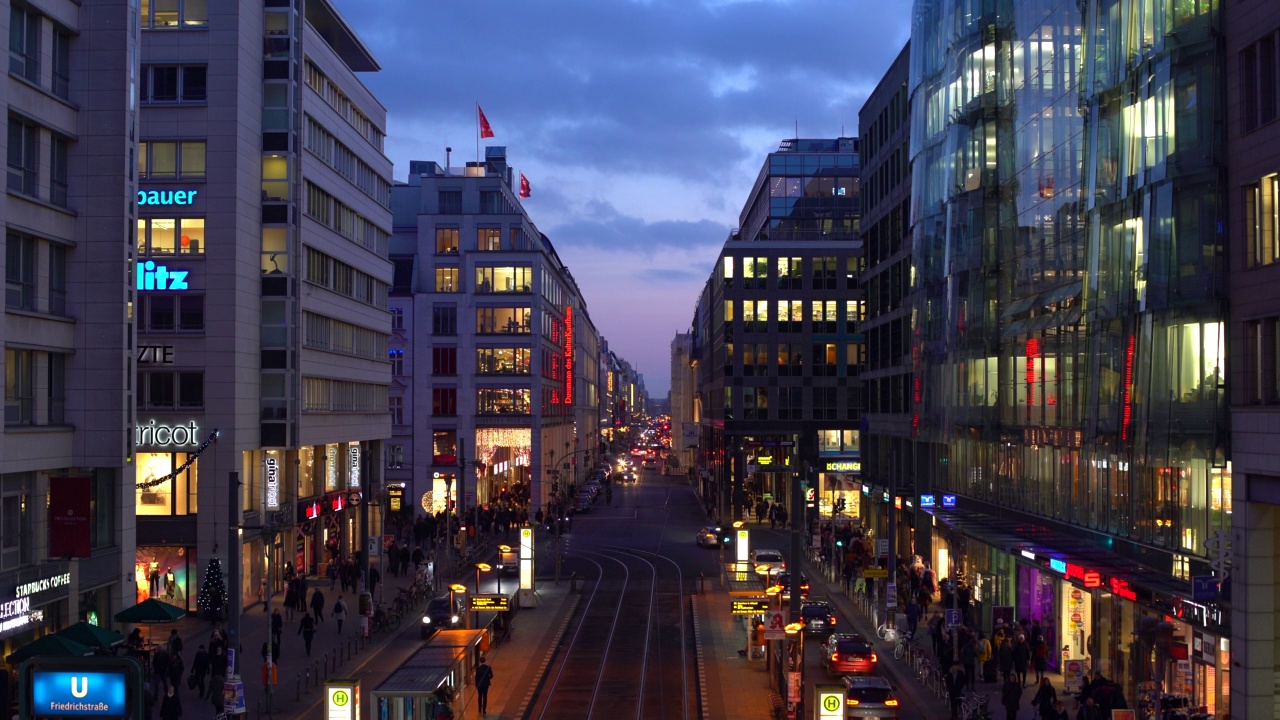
[887,448,897,634]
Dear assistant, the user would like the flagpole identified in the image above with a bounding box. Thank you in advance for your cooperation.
[476,103,481,163]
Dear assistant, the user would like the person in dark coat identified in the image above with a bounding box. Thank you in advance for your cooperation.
[298,613,316,656]
[1032,677,1057,719]
[310,588,325,623]
[998,638,1015,683]
[283,581,297,622]
[189,645,209,697]
[399,545,411,576]
[1033,635,1050,683]
[946,662,968,720]
[1000,676,1022,720]
[1012,635,1031,686]
[271,608,283,647]
[159,683,182,720]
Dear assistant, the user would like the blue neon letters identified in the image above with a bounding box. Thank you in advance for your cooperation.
[137,261,189,291]
[31,670,127,717]
[137,189,197,206]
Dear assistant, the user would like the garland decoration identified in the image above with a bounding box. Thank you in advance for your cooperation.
[136,428,220,489]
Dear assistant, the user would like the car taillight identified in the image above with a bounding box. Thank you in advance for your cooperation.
[830,652,839,662]
[870,653,878,662]
[829,616,836,625]
[885,699,899,706]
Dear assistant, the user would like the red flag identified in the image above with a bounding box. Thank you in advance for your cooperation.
[478,105,495,139]
[519,173,531,198]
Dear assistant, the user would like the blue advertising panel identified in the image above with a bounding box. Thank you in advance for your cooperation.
[941,494,957,508]
[31,670,127,717]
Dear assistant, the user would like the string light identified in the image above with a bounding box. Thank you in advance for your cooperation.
[135,428,219,489]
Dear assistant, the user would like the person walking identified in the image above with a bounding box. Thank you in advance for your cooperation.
[1000,675,1022,720]
[998,637,1015,683]
[189,644,209,697]
[333,595,347,635]
[283,581,297,622]
[1032,677,1058,720]
[1033,635,1049,683]
[1013,634,1031,686]
[474,656,494,715]
[946,662,968,720]
[159,683,182,720]
[310,587,325,623]
[271,608,283,648]
[298,613,316,656]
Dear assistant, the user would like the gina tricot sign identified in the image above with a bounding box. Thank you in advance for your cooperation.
[137,189,199,206]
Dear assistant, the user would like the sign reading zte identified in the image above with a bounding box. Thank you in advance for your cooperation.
[136,261,190,291]
[30,670,127,716]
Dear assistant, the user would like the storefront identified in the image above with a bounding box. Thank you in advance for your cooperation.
[820,459,861,521]
[2,564,73,661]
[134,546,196,611]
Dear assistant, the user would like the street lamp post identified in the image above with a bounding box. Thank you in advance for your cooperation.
[473,564,490,629]
[449,583,467,629]
[496,545,510,596]
[784,622,806,719]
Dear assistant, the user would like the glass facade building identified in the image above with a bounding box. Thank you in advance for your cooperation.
[907,0,1229,710]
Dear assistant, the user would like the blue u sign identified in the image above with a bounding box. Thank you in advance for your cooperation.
[31,670,127,716]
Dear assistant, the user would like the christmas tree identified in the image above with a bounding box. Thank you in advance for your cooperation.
[197,556,228,620]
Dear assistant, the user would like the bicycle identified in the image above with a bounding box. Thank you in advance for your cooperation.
[893,630,914,660]
[372,604,401,633]
[960,693,990,720]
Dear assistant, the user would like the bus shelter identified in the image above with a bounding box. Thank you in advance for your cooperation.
[372,629,485,720]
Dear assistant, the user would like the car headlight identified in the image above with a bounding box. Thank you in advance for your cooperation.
[451,615,460,623]
[422,617,431,624]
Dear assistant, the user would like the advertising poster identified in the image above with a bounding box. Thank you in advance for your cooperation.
[1111,711,1136,720]
[48,476,91,557]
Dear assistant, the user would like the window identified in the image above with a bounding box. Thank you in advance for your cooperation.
[433,347,458,375]
[743,387,768,420]
[845,300,865,327]
[0,475,31,570]
[138,294,204,332]
[777,386,802,420]
[846,342,866,373]
[435,228,459,254]
[47,353,65,424]
[777,256,802,289]
[137,218,205,255]
[812,387,837,420]
[723,387,733,420]
[389,349,404,375]
[777,343,803,376]
[722,257,735,285]
[49,244,66,316]
[813,257,837,289]
[50,136,68,207]
[434,267,459,293]
[134,452,200,516]
[141,65,207,103]
[4,349,33,425]
[776,300,803,332]
[1245,175,1279,268]
[743,257,769,288]
[7,117,37,196]
[387,444,405,468]
[1241,35,1278,133]
[432,305,457,335]
[432,430,457,464]
[51,29,70,99]
[811,300,838,331]
[5,232,35,311]
[475,266,532,293]
[479,190,509,214]
[389,395,404,425]
[477,347,530,374]
[477,388,530,415]
[432,387,457,416]
[390,307,404,330]
[743,343,769,376]
[743,300,769,331]
[139,140,206,178]
[9,6,39,83]
[477,228,501,251]
[812,343,837,376]
[1244,317,1279,405]
[138,371,204,409]
[141,0,208,28]
[438,191,462,214]
[477,307,531,334]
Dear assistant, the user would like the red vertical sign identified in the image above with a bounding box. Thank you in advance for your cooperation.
[564,307,574,406]
[49,476,92,558]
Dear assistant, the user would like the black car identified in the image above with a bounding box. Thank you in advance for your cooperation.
[420,595,465,638]
[777,571,809,601]
[800,599,838,634]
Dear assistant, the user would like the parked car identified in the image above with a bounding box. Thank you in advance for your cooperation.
[821,633,877,676]
[800,599,838,635]
[696,526,722,548]
[841,675,899,718]
[420,595,465,639]
[749,548,786,576]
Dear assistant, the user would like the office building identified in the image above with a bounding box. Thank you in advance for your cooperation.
[387,151,601,525]
[691,137,864,524]
[907,0,1229,709]
[133,0,393,624]
[1,0,138,659]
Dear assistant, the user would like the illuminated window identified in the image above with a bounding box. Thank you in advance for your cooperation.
[435,267,459,293]
[477,228,502,251]
[141,0,207,27]
[137,218,204,255]
[135,452,199,516]
[1245,175,1279,268]
[435,227,459,254]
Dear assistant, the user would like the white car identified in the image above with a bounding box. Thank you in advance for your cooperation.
[749,548,786,576]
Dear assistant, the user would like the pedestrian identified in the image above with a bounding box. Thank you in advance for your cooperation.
[976,632,993,683]
[1013,635,1031,686]
[946,662,968,720]
[298,613,316,656]
[310,587,325,623]
[1033,635,1049,683]
[1032,677,1057,719]
[387,541,399,576]
[260,639,281,666]
[166,629,183,660]
[960,630,978,692]
[906,599,921,637]
[189,644,209,697]
[1047,699,1070,720]
[333,595,347,635]
[1075,696,1103,720]
[271,609,283,648]
[1000,675,1022,720]
[998,638,1014,683]
[283,581,297,622]
[475,656,494,715]
[206,647,227,712]
[400,545,411,576]
[159,683,182,720]
[327,560,339,590]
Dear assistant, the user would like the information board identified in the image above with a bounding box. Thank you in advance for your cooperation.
[468,594,511,612]
[731,599,771,614]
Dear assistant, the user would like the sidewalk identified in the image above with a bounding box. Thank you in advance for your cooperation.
[691,579,780,720]
[800,550,1074,719]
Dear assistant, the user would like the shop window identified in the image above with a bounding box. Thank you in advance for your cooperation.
[135,452,198,516]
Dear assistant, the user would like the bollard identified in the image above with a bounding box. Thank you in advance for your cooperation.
[296,675,301,701]
[569,572,578,592]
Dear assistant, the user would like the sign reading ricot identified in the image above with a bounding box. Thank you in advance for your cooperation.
[135,420,201,448]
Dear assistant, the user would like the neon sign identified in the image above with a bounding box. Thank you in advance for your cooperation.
[137,189,199,206]
[824,460,862,472]
[564,307,574,405]
[1109,577,1137,601]
[264,456,280,510]
[348,445,361,489]
[920,494,936,508]
[941,494,957,508]
[135,420,200,447]
[1025,338,1039,406]
[1122,334,1135,440]
[136,261,190,291]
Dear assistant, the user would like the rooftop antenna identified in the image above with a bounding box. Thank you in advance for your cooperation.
[841,112,845,138]
[795,119,799,140]
[445,147,452,174]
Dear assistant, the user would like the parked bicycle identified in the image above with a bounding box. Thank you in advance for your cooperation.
[372,602,401,633]
[960,692,991,720]
[892,630,915,660]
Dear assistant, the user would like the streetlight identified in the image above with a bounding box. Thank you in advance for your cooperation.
[474,563,491,629]
[496,546,510,596]
[784,622,806,719]
[449,583,468,629]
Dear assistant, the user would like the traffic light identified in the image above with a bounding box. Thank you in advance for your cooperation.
[718,526,730,544]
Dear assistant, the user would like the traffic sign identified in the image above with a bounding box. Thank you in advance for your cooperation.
[764,611,786,640]
[814,684,846,719]
[863,567,888,578]
[944,609,961,629]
